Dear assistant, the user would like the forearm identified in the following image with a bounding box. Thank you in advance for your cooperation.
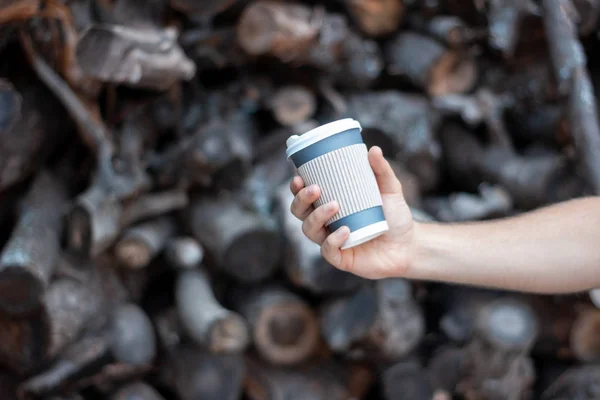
[408,196,600,294]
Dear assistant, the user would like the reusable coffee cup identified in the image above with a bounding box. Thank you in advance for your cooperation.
[286,118,389,249]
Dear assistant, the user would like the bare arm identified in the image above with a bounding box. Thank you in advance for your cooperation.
[410,197,600,294]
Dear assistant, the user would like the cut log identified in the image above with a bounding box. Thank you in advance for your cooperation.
[111,381,165,400]
[408,15,487,48]
[320,279,425,361]
[275,183,363,295]
[75,24,196,90]
[176,269,250,353]
[345,91,442,191]
[427,346,466,395]
[0,171,68,315]
[18,303,155,398]
[342,0,404,37]
[244,356,372,400]
[165,236,204,270]
[115,216,176,269]
[234,285,319,365]
[0,258,127,373]
[488,0,538,58]
[161,344,245,400]
[68,188,188,258]
[385,32,478,95]
[422,183,512,222]
[187,194,281,283]
[383,360,434,400]
[269,85,316,127]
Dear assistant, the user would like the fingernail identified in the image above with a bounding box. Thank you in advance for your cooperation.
[306,185,318,195]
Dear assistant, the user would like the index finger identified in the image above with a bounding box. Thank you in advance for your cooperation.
[290,176,305,196]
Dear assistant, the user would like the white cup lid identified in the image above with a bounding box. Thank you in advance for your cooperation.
[286,118,362,158]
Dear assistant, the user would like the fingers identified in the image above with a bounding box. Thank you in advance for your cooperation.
[290,184,320,220]
[368,146,403,195]
[302,201,339,244]
[321,226,350,267]
[290,176,304,196]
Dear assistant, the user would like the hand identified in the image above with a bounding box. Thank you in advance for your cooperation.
[289,146,415,279]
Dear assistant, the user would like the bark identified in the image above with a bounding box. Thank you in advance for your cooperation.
[161,344,245,400]
[320,279,425,361]
[176,269,250,353]
[0,171,68,315]
[385,32,478,95]
[383,360,434,400]
[187,194,281,283]
[115,216,176,269]
[111,381,165,400]
[541,365,600,400]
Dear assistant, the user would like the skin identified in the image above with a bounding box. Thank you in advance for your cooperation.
[290,146,600,294]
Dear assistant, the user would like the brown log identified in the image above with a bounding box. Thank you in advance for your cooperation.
[164,236,204,270]
[345,91,442,191]
[541,365,600,400]
[342,0,405,37]
[526,295,577,360]
[187,194,281,283]
[0,171,67,315]
[18,303,155,398]
[111,381,165,400]
[488,0,538,58]
[161,343,245,400]
[422,183,512,222]
[244,356,373,400]
[170,0,239,20]
[0,78,68,192]
[275,184,363,295]
[112,0,168,29]
[568,66,600,195]
[115,216,176,269]
[458,297,538,400]
[236,1,383,87]
[542,0,587,96]
[569,307,600,362]
[382,360,434,400]
[320,279,425,361]
[234,285,319,366]
[68,188,188,258]
[176,269,250,353]
[268,85,316,127]
[385,32,478,96]
[75,24,196,91]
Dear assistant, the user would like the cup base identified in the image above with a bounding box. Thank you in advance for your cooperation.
[341,221,389,250]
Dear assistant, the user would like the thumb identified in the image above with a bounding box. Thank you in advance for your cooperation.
[368,146,403,195]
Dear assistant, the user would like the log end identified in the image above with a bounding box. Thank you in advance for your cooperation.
[475,298,538,352]
[209,312,251,354]
[115,238,152,269]
[270,86,316,127]
[165,237,204,269]
[570,309,600,362]
[109,303,157,365]
[254,300,320,365]
[429,51,478,96]
[0,307,50,374]
[0,265,44,315]
[111,381,166,400]
[225,228,281,283]
[237,2,278,55]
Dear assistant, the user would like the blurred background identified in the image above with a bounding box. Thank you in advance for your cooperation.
[1,0,600,399]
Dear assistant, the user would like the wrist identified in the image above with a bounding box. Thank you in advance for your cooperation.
[404,221,451,282]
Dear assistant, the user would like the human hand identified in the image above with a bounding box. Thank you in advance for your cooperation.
[289,146,415,279]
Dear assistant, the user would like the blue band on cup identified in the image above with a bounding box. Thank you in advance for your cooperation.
[327,206,386,232]
[290,128,364,168]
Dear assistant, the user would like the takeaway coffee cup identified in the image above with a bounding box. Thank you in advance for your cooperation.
[286,118,389,249]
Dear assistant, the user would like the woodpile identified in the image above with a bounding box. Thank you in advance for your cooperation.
[0,0,600,399]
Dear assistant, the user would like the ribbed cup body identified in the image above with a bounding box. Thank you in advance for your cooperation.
[296,143,383,227]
